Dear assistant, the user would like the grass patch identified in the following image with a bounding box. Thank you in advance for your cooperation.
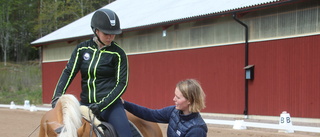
[0,61,42,105]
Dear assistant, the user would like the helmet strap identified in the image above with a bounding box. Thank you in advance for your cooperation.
[93,28,106,46]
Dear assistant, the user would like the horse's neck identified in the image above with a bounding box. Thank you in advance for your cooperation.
[51,102,64,123]
[77,118,91,137]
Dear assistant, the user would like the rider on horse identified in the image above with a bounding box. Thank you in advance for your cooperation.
[51,8,132,137]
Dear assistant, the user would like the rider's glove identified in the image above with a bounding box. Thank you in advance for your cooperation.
[89,103,101,117]
[51,97,59,108]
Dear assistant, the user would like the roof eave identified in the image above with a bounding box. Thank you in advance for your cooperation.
[123,0,295,32]
[31,35,93,47]
[33,0,297,47]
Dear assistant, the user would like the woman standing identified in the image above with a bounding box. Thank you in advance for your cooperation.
[124,79,207,137]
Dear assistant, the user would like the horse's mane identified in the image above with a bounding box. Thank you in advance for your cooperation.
[58,94,82,137]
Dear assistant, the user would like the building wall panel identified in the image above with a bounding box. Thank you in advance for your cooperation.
[42,61,81,103]
[42,44,245,114]
[249,35,320,118]
[123,45,245,114]
[41,35,320,118]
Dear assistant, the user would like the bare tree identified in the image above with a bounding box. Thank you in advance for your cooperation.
[0,2,12,66]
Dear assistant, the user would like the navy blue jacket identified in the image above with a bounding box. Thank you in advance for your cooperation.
[124,101,207,137]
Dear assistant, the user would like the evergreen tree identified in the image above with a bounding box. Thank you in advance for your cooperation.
[0,0,113,63]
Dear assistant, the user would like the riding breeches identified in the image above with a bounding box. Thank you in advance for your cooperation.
[99,99,133,137]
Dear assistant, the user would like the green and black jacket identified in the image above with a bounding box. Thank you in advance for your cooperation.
[52,39,129,112]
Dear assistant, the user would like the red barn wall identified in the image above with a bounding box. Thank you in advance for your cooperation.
[42,61,81,103]
[41,35,320,118]
[249,35,320,118]
[123,45,245,114]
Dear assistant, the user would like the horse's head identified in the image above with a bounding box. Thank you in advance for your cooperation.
[39,94,82,137]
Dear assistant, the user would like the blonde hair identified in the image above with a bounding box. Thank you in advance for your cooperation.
[176,79,206,113]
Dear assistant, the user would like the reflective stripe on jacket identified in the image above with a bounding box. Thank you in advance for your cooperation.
[53,39,129,112]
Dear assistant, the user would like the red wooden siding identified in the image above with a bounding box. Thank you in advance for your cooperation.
[42,61,81,103]
[42,44,245,114]
[249,35,320,118]
[41,35,320,118]
[123,45,245,114]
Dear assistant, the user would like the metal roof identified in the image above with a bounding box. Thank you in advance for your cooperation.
[31,0,289,45]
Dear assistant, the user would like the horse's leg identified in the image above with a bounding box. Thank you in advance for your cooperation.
[126,111,163,137]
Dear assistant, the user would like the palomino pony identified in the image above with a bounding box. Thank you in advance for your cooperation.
[38,94,163,137]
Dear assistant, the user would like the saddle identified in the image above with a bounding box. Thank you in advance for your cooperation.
[80,106,143,137]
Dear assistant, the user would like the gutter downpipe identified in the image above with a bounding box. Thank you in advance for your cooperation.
[233,13,249,117]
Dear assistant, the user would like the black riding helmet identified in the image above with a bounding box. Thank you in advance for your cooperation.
[91,9,122,35]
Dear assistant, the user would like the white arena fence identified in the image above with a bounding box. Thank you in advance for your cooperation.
[0,103,319,133]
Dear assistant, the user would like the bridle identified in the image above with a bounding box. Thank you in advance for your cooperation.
[86,109,98,137]
[28,124,40,137]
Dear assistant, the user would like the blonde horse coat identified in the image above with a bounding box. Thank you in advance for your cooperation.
[38,94,162,137]
[39,94,82,137]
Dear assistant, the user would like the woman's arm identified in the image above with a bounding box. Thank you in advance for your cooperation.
[124,101,174,123]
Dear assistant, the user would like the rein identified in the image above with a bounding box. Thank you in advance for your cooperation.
[89,114,95,137]
[86,108,98,137]
[28,124,40,137]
